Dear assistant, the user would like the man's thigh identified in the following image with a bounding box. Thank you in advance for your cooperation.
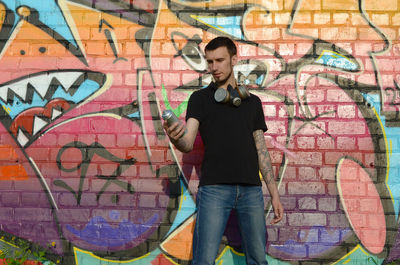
[192,185,236,264]
[235,185,266,234]
[235,185,268,264]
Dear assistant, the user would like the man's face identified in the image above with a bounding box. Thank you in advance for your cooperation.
[205,46,237,85]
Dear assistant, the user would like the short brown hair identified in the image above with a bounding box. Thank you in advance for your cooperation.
[205,37,237,57]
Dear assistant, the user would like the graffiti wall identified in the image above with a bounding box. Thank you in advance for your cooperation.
[0,0,399,264]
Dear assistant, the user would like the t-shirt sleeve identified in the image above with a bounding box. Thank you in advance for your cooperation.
[253,96,268,132]
[185,92,204,122]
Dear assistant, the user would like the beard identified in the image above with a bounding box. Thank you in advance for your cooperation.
[215,68,234,87]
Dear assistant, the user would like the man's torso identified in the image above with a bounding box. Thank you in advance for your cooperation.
[186,83,267,186]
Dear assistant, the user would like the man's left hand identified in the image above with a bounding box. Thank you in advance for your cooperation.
[270,197,284,224]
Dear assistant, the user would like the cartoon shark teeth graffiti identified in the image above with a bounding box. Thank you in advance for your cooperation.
[0,71,83,103]
[0,70,108,147]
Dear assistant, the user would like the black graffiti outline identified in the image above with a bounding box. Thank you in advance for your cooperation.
[15,5,88,65]
[171,31,207,73]
[99,19,128,64]
[55,141,136,205]
[293,111,336,139]
[385,80,400,106]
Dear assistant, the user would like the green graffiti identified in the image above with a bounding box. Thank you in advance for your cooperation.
[368,257,379,264]
[161,84,191,118]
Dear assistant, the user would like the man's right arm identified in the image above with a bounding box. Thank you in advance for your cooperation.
[163,117,199,153]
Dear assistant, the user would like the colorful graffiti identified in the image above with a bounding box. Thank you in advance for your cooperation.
[0,0,399,264]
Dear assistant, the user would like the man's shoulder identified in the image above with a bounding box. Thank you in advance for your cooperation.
[248,91,262,103]
[189,83,215,99]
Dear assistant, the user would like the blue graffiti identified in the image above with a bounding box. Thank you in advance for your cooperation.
[191,15,244,40]
[363,93,400,218]
[3,0,78,46]
[256,75,265,85]
[272,226,351,257]
[127,111,140,119]
[66,213,159,247]
[165,179,196,236]
[315,50,358,71]
[52,80,100,104]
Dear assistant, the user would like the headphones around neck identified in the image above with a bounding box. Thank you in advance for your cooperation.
[214,84,250,107]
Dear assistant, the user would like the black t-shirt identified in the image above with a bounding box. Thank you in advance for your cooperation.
[186,82,267,186]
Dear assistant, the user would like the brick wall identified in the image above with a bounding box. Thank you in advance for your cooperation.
[0,0,398,264]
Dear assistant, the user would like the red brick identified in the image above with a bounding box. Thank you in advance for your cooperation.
[319,166,336,181]
[326,89,353,102]
[97,134,116,147]
[292,152,322,166]
[182,73,201,85]
[298,167,317,180]
[327,182,339,195]
[316,136,335,149]
[318,197,337,211]
[296,136,315,149]
[19,57,58,69]
[328,213,349,227]
[162,72,181,87]
[288,212,326,226]
[15,208,53,222]
[287,181,325,195]
[117,134,137,147]
[298,197,317,210]
[337,137,356,150]
[337,105,356,118]
[139,194,157,208]
[282,166,297,180]
[137,179,166,193]
[328,121,366,135]
[293,121,327,135]
[151,58,172,71]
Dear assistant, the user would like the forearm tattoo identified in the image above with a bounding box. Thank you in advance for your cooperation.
[253,130,275,185]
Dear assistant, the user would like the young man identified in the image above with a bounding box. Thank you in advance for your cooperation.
[163,37,283,265]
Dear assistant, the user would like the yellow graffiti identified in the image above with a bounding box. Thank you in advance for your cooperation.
[2,105,10,114]
[73,247,151,264]
[0,238,18,248]
[316,50,352,64]
[190,15,224,31]
[332,245,363,264]
[162,253,180,265]
[372,107,393,204]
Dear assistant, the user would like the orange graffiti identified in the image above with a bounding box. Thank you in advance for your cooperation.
[0,145,28,181]
[160,215,196,260]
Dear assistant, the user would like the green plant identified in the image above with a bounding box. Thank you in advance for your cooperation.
[0,237,48,265]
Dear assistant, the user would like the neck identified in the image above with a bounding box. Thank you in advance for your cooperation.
[216,73,237,90]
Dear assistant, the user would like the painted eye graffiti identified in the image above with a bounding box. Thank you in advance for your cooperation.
[234,59,269,88]
[171,32,207,73]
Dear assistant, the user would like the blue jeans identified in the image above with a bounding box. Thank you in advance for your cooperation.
[192,184,268,265]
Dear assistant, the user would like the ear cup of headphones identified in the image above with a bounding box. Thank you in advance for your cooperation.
[214,87,230,103]
[227,85,241,107]
[237,85,250,100]
[214,85,249,107]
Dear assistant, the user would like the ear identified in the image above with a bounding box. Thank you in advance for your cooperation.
[231,54,238,66]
